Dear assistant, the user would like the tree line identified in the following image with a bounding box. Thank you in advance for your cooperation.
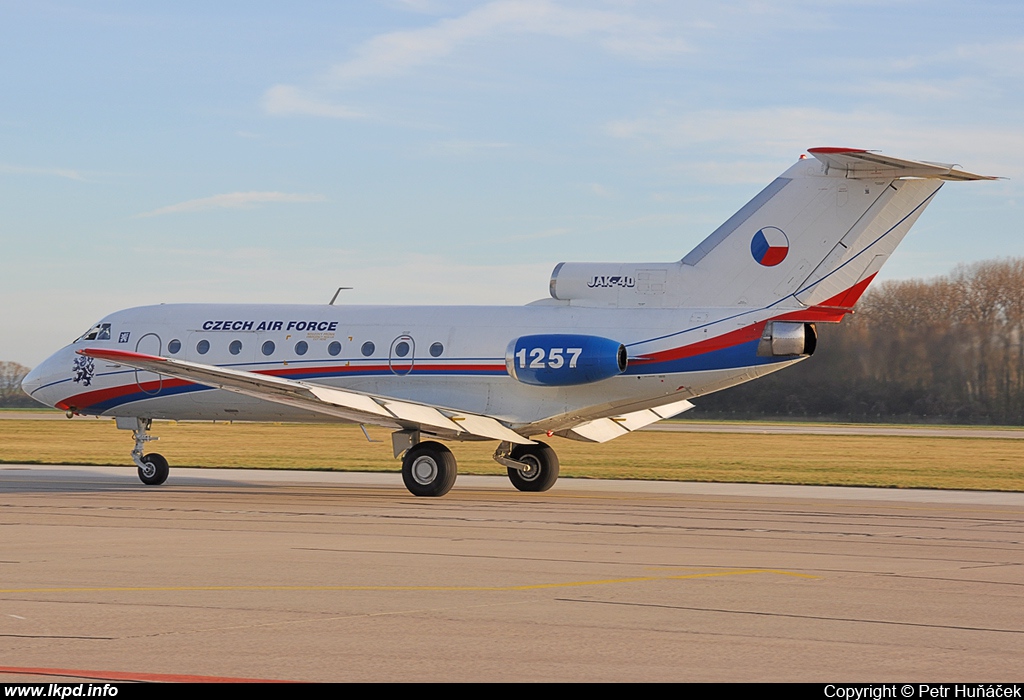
[0,361,34,407]
[697,258,1024,425]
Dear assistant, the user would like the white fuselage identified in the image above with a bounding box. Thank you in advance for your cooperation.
[24,301,800,431]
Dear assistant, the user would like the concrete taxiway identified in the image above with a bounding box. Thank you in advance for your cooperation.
[1,465,1023,682]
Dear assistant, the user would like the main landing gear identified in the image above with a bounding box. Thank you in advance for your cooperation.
[401,441,458,497]
[393,431,560,497]
[117,417,169,486]
[500,442,560,492]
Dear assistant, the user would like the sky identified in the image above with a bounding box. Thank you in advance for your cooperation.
[2,0,1023,366]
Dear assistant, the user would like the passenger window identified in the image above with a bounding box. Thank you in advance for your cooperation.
[262,340,276,356]
[229,340,243,355]
[361,341,375,356]
[197,339,210,355]
[295,341,308,356]
[394,341,410,358]
[429,342,444,357]
[328,341,342,356]
[168,339,181,354]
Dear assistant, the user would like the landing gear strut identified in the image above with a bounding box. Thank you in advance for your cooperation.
[494,440,560,492]
[119,417,169,486]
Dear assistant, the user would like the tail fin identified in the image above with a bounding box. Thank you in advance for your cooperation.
[676,148,994,311]
[546,149,993,311]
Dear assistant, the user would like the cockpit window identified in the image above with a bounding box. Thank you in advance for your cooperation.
[75,323,112,342]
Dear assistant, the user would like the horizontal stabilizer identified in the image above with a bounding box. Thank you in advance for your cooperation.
[808,148,997,181]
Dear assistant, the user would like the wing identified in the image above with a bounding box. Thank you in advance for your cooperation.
[79,348,533,445]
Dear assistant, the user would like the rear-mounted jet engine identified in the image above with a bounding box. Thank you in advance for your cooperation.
[506,334,628,386]
[757,321,817,357]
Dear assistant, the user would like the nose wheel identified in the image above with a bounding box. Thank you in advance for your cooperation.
[138,453,169,485]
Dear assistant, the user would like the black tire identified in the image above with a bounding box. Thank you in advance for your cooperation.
[401,441,457,497]
[138,453,169,486]
[507,441,559,492]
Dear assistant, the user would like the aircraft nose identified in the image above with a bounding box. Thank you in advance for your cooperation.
[21,364,45,398]
[21,351,68,408]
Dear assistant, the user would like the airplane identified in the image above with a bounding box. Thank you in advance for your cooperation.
[21,148,995,496]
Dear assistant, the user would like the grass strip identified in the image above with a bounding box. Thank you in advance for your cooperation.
[2,418,1022,491]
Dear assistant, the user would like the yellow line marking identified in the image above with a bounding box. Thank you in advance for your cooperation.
[0,568,818,595]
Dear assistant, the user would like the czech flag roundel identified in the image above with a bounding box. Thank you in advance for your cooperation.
[750,226,789,267]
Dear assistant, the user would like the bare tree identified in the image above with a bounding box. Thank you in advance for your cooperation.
[694,257,1024,425]
[0,361,33,407]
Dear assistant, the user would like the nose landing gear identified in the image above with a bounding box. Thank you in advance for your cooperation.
[118,417,169,486]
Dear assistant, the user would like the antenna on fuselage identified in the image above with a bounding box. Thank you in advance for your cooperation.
[328,287,353,305]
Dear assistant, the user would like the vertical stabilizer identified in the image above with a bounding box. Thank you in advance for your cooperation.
[544,149,992,311]
[674,148,993,312]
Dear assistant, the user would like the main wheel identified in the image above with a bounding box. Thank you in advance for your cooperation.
[138,453,169,486]
[401,441,458,497]
[507,441,559,492]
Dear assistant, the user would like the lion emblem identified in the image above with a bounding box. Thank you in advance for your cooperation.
[72,356,95,386]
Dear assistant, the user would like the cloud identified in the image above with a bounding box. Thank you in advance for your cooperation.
[261,85,364,119]
[889,38,1024,79]
[953,38,1024,76]
[263,0,689,117]
[854,79,976,102]
[137,192,326,218]
[0,164,87,181]
[336,0,688,83]
[605,107,1024,180]
[421,139,513,156]
[503,226,572,242]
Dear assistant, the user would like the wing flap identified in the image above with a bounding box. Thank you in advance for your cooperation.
[563,398,696,443]
[380,400,463,433]
[79,348,532,443]
[448,413,533,444]
[237,389,404,428]
[569,417,629,443]
[305,385,393,417]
